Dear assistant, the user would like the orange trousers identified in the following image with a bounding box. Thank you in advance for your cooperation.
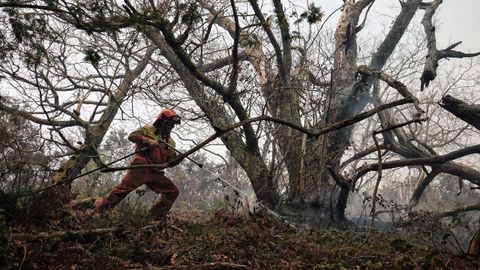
[95,156,179,220]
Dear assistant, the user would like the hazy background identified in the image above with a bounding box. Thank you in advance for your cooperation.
[316,0,479,52]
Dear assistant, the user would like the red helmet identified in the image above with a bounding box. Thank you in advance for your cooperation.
[157,109,181,124]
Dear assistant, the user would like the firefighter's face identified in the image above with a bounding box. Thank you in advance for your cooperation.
[163,119,175,132]
[154,116,179,134]
[155,119,176,135]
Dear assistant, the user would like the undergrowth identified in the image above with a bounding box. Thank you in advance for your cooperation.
[3,203,480,269]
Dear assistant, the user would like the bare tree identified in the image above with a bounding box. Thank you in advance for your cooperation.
[0,4,156,190]
[1,0,479,225]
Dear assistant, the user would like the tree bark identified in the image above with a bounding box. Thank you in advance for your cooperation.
[321,0,423,221]
[439,95,480,131]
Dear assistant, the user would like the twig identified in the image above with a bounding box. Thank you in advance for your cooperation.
[434,203,480,219]
[366,132,383,242]
[352,144,480,183]
[18,244,27,270]
[12,221,187,243]
[448,229,465,254]
[374,118,428,134]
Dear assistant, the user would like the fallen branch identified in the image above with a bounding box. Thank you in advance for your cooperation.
[11,222,178,242]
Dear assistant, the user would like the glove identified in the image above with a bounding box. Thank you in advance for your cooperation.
[146,139,159,148]
[168,156,182,167]
[166,148,177,160]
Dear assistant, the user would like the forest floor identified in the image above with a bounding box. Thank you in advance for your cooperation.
[4,206,480,270]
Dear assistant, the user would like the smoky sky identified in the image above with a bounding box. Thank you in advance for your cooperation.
[314,0,480,51]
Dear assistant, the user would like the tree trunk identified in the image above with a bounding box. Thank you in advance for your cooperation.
[287,0,424,225]
[148,30,279,208]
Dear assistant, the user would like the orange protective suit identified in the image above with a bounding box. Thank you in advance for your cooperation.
[95,124,179,221]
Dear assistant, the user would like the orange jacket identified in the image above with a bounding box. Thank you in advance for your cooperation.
[127,124,177,165]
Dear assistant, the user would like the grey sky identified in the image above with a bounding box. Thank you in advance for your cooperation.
[437,0,480,50]
[315,0,480,52]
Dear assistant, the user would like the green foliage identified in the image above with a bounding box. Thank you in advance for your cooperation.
[390,238,413,252]
[179,2,200,25]
[84,48,102,68]
[208,196,237,213]
[0,20,16,61]
[183,223,204,236]
[72,128,133,198]
[3,8,51,66]
[295,4,323,25]
[87,0,107,21]
[46,0,58,8]
[6,8,48,44]
[0,107,51,201]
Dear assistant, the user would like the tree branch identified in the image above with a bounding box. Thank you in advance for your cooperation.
[357,65,424,115]
[103,98,412,172]
[408,168,440,210]
[353,144,480,183]
[339,144,386,169]
[439,95,480,131]
[199,52,249,73]
[434,203,480,219]
[130,262,247,270]
[247,0,288,84]
[272,0,292,72]
[370,0,423,70]
[227,0,240,95]
[0,98,80,127]
[0,2,67,13]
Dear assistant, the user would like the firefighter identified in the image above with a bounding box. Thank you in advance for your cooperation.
[94,109,181,224]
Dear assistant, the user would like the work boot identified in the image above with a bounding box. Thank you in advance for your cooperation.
[94,193,122,213]
[151,196,174,221]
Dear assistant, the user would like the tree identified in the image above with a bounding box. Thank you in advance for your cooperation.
[1,0,479,225]
[0,3,156,192]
